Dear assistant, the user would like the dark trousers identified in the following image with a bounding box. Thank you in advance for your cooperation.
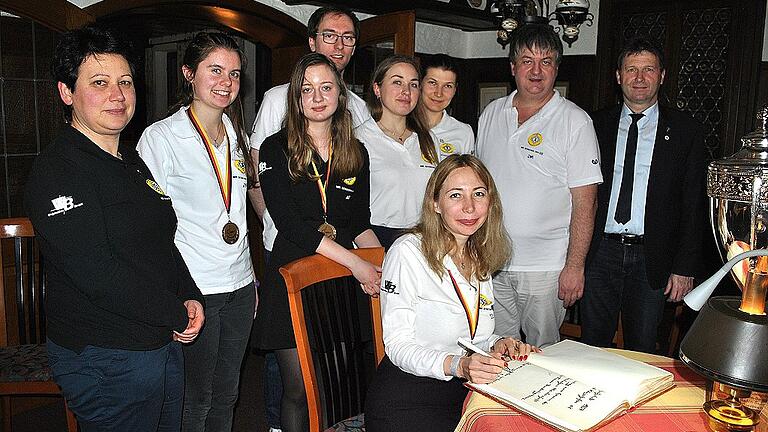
[365,356,468,432]
[581,239,666,353]
[182,283,255,432]
[260,249,283,430]
[47,339,184,432]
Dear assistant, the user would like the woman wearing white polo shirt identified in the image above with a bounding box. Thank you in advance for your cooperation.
[364,155,538,431]
[356,55,472,249]
[137,33,255,432]
[419,54,475,153]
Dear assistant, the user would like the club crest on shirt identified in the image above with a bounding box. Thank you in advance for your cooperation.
[527,133,543,147]
[146,179,166,195]
[439,142,455,154]
[382,280,398,294]
[258,161,272,176]
[479,294,493,309]
[343,176,356,186]
[234,159,247,174]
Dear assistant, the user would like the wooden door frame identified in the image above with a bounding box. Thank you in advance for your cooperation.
[0,0,92,31]
[359,10,416,55]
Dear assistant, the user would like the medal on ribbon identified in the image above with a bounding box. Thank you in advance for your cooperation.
[311,144,336,240]
[448,270,480,340]
[187,107,239,244]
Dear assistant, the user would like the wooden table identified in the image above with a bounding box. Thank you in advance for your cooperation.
[455,349,751,432]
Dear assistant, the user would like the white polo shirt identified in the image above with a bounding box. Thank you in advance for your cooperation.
[138,107,254,295]
[249,83,371,250]
[356,118,472,229]
[476,90,602,271]
[431,111,475,155]
[381,234,499,380]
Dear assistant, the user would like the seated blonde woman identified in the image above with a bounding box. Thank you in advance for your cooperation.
[365,154,539,431]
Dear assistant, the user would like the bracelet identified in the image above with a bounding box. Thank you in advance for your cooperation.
[449,354,462,378]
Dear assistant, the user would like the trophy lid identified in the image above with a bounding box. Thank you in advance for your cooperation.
[709,105,768,202]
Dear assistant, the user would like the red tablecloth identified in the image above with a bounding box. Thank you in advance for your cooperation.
[455,350,713,432]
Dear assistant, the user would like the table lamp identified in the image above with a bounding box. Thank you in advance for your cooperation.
[679,107,768,431]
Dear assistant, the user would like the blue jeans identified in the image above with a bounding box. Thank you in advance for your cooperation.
[182,282,255,432]
[581,239,666,353]
[47,339,184,432]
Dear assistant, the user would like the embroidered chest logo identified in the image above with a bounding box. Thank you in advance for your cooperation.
[439,142,455,154]
[479,294,493,309]
[527,133,543,147]
[382,280,398,294]
[234,159,247,174]
[146,179,166,195]
[343,176,356,186]
[258,161,272,176]
[47,195,84,217]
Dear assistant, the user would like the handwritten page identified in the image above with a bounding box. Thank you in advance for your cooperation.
[465,341,674,432]
[474,362,626,431]
[527,340,672,404]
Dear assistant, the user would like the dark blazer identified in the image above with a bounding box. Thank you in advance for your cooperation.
[587,104,707,290]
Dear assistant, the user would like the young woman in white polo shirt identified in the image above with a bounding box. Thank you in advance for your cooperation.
[419,54,475,153]
[356,55,472,249]
[364,155,538,431]
[137,33,255,432]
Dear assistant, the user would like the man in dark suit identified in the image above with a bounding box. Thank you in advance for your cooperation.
[581,38,706,353]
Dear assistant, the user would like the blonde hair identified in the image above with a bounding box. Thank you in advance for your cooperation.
[284,53,362,181]
[412,154,510,280]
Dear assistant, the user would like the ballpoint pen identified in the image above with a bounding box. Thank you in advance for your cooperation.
[457,338,516,373]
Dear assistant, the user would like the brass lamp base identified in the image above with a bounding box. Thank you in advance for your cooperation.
[705,387,760,431]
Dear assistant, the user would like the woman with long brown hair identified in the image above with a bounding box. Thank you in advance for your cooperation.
[365,154,539,431]
[356,55,473,248]
[253,52,381,432]
[137,32,255,432]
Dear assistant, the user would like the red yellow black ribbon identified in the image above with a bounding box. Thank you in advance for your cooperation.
[187,107,232,214]
[310,143,334,220]
[448,269,480,340]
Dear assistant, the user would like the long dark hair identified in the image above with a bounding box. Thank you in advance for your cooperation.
[367,55,437,165]
[171,32,254,183]
[284,53,362,182]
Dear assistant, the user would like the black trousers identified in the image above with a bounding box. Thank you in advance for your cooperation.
[365,356,468,432]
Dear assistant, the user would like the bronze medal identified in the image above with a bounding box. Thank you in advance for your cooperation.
[318,222,336,240]
[222,221,240,244]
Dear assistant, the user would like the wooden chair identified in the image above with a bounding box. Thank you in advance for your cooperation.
[0,218,77,431]
[281,247,385,432]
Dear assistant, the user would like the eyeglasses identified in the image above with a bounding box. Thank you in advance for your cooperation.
[316,32,357,47]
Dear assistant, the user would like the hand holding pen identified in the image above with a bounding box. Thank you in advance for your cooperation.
[457,338,541,384]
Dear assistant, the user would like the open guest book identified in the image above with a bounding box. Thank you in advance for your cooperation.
[465,340,674,432]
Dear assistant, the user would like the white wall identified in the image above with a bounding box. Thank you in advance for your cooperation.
[68,0,599,59]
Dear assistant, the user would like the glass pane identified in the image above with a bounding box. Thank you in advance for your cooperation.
[35,22,58,80]
[3,79,37,154]
[7,155,35,217]
[37,80,64,151]
[0,156,7,218]
[1,14,34,78]
[346,40,394,102]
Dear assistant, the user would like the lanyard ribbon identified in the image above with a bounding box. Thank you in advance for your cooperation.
[310,144,333,219]
[448,270,480,340]
[187,107,232,214]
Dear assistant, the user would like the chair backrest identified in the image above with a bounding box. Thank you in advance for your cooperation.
[0,217,46,347]
[280,247,385,432]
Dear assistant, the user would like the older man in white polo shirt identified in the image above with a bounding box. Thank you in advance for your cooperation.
[476,25,602,348]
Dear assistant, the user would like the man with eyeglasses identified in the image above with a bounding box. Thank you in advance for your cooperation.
[247,6,369,432]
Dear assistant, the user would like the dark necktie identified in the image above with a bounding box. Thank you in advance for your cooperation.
[614,113,644,224]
